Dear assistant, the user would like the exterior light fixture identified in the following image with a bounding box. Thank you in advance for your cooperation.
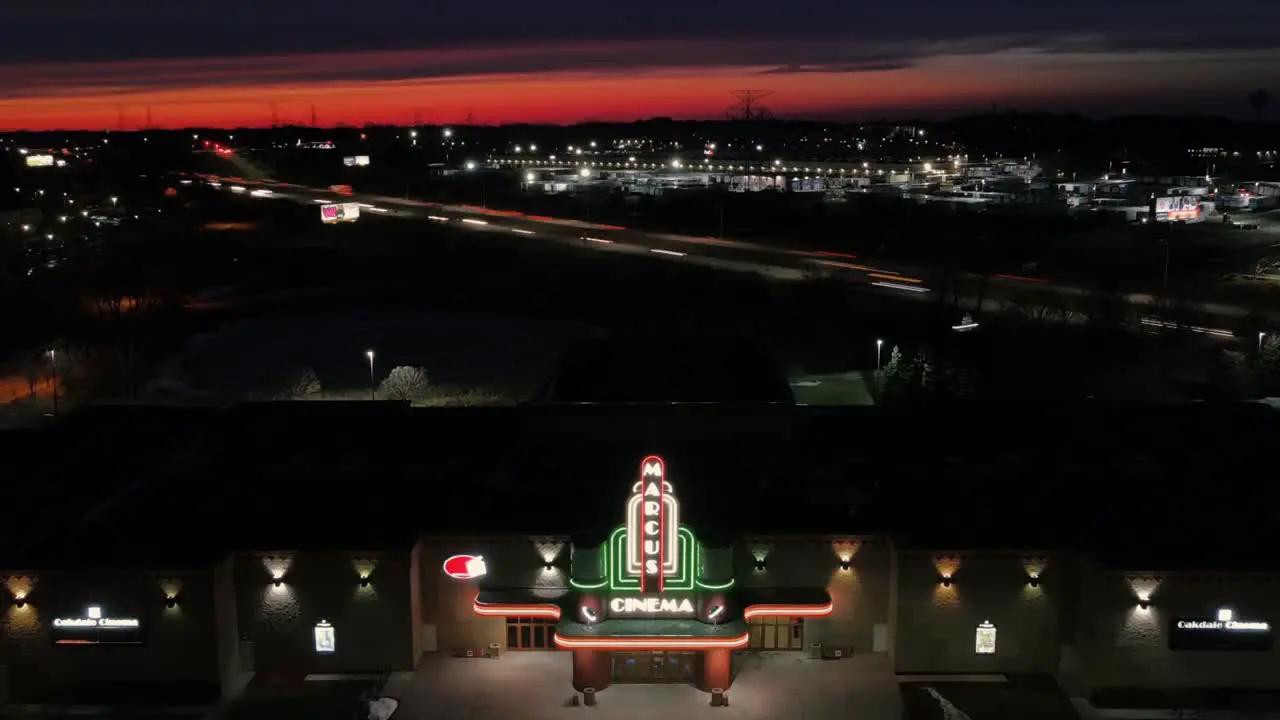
[359,575,370,587]
[1028,576,1040,588]
[753,559,767,571]
[273,577,283,587]
[166,595,177,608]
[941,576,953,588]
[544,562,554,570]
[14,595,26,608]
[839,560,852,571]
[1138,597,1150,609]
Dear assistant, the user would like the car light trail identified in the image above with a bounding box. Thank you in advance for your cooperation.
[818,259,879,272]
[584,236,613,244]
[460,218,488,226]
[650,249,686,257]
[868,273,922,283]
[1139,316,1233,338]
[872,281,930,294]
[511,228,535,235]
[427,215,449,221]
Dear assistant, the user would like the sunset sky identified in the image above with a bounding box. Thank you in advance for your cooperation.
[1,0,1276,130]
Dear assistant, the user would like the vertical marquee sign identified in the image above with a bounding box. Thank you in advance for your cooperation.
[629,456,678,593]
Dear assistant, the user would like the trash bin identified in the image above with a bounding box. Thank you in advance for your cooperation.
[809,642,822,660]
[584,688,597,706]
[488,642,501,659]
[710,688,725,707]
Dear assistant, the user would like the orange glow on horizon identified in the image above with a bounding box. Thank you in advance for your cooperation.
[4,43,1274,130]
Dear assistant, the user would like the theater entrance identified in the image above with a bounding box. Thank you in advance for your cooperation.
[611,651,698,683]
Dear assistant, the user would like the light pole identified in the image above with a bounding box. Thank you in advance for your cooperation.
[1259,332,1266,354]
[876,339,884,372]
[47,349,59,417]
[366,350,376,400]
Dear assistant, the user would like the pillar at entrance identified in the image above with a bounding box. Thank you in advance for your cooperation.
[699,648,732,692]
[571,650,611,692]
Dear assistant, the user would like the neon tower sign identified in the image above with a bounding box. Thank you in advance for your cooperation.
[569,454,732,592]
[629,456,678,592]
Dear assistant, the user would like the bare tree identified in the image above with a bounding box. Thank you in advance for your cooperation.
[289,368,322,399]
[378,366,429,402]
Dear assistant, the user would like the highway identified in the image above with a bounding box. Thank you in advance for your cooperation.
[203,175,1271,337]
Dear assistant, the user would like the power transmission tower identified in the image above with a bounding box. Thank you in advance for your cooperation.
[726,90,775,121]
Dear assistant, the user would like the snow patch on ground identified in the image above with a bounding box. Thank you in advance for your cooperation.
[367,696,398,720]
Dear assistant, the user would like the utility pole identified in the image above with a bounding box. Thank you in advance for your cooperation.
[270,102,280,128]
[310,104,318,128]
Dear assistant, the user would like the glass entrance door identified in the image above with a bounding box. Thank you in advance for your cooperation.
[611,652,697,683]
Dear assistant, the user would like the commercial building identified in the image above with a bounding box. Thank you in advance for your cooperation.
[2,403,1279,709]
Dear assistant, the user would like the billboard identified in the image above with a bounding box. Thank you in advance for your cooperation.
[343,155,371,167]
[320,202,361,224]
[1154,195,1201,222]
[25,154,55,167]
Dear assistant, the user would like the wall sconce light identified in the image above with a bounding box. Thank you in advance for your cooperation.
[166,595,177,608]
[839,560,851,571]
[941,575,953,587]
[359,575,370,587]
[544,562,554,571]
[14,595,26,608]
[1028,576,1040,588]
[754,559,767,571]
[273,577,283,587]
[1138,597,1150,610]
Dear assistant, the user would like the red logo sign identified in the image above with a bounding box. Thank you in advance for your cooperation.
[443,555,488,580]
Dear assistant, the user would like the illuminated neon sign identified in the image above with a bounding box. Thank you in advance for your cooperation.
[571,455,733,592]
[443,555,488,580]
[608,596,696,617]
[629,456,676,591]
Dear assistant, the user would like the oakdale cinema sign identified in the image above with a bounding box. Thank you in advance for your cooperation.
[51,605,144,645]
[1169,609,1273,651]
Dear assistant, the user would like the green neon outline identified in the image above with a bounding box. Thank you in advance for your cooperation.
[569,525,735,591]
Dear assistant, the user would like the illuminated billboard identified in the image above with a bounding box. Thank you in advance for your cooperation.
[320,202,361,224]
[25,154,55,167]
[1154,196,1201,222]
[343,155,371,167]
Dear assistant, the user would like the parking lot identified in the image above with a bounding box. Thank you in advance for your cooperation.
[384,651,902,720]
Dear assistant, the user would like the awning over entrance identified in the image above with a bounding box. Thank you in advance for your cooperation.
[553,618,750,650]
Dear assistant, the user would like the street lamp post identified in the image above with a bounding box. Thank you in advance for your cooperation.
[1259,332,1266,354]
[876,339,884,372]
[47,349,59,417]
[366,350,376,400]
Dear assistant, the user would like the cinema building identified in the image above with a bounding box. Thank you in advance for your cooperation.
[3,444,1280,708]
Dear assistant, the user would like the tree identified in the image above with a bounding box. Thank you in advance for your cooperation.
[289,368,322,399]
[378,365,429,401]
